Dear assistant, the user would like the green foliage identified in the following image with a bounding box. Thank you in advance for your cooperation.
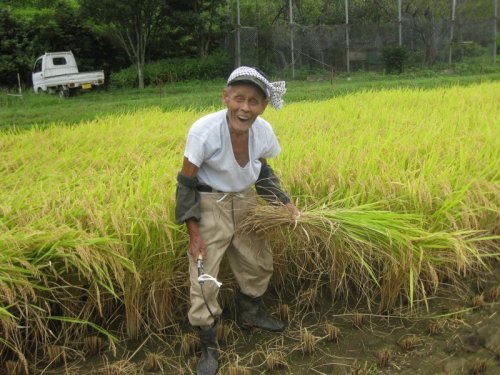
[458,41,487,59]
[110,52,232,88]
[382,45,408,74]
[168,0,229,58]
[0,9,33,86]
[453,59,500,75]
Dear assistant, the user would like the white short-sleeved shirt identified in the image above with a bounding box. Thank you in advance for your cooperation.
[184,109,281,192]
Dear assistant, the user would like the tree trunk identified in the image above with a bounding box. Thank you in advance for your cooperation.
[136,60,144,89]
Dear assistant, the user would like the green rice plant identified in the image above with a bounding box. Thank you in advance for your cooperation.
[0,109,193,361]
[0,82,498,365]
[269,84,499,234]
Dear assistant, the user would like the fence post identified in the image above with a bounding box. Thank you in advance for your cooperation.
[345,0,350,76]
[398,0,402,46]
[289,0,295,79]
[449,0,456,67]
[17,73,22,97]
[235,0,241,68]
[6,73,23,99]
[494,0,498,64]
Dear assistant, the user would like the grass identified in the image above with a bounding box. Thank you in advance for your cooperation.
[2,71,500,128]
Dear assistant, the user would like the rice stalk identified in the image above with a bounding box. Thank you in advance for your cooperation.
[101,357,139,375]
[296,287,319,313]
[83,336,105,356]
[46,344,67,366]
[48,316,116,352]
[4,360,26,375]
[351,312,365,328]
[181,333,199,357]
[400,335,420,351]
[216,321,233,345]
[228,365,251,375]
[143,352,166,372]
[324,323,340,343]
[300,328,316,354]
[485,285,500,302]
[376,347,391,368]
[427,319,446,335]
[278,304,290,323]
[471,294,485,308]
[261,349,288,371]
[470,358,487,375]
[350,367,368,375]
[238,200,492,311]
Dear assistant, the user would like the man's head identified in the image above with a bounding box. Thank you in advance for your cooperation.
[226,67,286,110]
[223,79,268,134]
[227,67,270,100]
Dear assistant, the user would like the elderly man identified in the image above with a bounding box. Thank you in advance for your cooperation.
[175,66,299,375]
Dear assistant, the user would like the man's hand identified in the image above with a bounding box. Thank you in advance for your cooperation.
[186,218,207,261]
[285,202,300,220]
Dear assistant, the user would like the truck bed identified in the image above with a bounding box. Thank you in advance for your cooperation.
[42,71,105,88]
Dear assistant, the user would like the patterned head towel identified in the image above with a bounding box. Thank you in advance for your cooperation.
[227,66,286,110]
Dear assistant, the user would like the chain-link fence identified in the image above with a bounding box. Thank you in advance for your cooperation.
[226,13,498,77]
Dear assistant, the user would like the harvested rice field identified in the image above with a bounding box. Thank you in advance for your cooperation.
[0,81,499,374]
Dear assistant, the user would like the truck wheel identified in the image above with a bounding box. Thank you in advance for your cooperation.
[36,87,44,94]
[58,88,69,98]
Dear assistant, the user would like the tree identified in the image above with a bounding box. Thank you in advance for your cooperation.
[0,9,33,86]
[79,0,166,89]
[192,0,229,58]
[162,0,229,59]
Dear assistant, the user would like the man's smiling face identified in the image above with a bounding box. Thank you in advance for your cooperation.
[223,83,268,134]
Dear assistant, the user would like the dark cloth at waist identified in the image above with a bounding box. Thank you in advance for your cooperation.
[197,184,254,196]
[197,184,223,193]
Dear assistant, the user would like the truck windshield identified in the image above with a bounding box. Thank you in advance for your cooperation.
[33,58,42,73]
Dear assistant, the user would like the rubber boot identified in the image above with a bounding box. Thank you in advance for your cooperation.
[236,291,285,332]
[197,324,219,375]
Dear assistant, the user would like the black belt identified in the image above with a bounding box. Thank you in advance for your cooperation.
[197,184,222,193]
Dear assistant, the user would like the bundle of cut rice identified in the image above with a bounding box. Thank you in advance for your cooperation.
[238,200,488,310]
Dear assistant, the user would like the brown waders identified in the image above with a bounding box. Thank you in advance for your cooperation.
[189,190,285,375]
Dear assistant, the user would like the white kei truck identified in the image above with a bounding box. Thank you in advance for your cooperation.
[32,51,105,97]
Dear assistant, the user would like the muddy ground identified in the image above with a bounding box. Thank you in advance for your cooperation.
[13,263,499,375]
